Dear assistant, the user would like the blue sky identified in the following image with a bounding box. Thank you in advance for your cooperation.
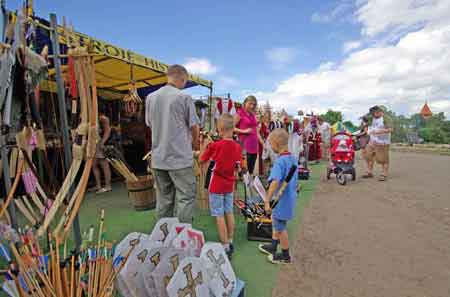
[3,0,450,120]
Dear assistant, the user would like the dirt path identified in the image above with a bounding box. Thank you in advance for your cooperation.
[274,152,450,297]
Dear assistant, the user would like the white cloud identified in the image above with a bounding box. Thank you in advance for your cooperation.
[343,40,362,53]
[311,1,354,23]
[265,47,297,69]
[356,0,450,37]
[183,58,218,75]
[257,2,450,121]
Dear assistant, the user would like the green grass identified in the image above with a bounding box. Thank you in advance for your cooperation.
[228,165,322,297]
[1,164,323,297]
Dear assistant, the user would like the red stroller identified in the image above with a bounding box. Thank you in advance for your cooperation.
[326,132,356,185]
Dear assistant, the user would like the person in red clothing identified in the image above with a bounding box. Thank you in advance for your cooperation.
[200,114,242,258]
[307,116,322,162]
[258,111,271,175]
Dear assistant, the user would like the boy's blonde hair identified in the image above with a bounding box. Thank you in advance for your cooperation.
[218,113,235,131]
[269,128,289,146]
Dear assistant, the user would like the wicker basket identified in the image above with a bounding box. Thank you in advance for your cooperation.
[126,175,156,211]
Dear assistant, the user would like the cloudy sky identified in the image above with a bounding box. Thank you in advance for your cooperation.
[4,0,450,121]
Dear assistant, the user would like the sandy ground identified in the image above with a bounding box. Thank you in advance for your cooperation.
[273,152,450,297]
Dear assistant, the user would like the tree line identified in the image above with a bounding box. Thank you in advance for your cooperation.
[319,109,450,144]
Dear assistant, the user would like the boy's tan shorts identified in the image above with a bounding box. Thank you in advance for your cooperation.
[365,144,390,164]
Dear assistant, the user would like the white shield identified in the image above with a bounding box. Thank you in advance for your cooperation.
[200,242,236,297]
[171,228,205,257]
[166,257,209,297]
[114,232,149,259]
[139,246,170,296]
[114,232,149,297]
[149,218,180,244]
[151,248,188,297]
[116,235,161,297]
[163,223,192,248]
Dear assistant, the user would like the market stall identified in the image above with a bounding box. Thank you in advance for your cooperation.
[0,5,214,239]
[26,14,213,174]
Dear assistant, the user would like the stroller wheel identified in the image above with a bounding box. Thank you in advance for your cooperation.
[351,168,356,181]
[326,168,331,180]
[336,172,347,185]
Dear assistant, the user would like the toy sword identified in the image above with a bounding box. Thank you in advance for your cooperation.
[270,165,298,210]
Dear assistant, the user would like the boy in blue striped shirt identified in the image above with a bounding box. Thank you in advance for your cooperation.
[259,128,298,264]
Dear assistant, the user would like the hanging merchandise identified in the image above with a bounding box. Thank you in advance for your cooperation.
[0,10,55,230]
[0,11,22,130]
[123,85,142,116]
[35,45,99,239]
[123,64,143,117]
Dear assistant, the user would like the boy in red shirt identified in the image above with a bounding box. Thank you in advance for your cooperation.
[200,114,242,258]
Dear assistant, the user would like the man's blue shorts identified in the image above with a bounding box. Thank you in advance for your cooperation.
[209,193,234,217]
[272,217,288,232]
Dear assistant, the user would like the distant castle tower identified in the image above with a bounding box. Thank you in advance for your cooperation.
[420,102,432,119]
[263,101,272,114]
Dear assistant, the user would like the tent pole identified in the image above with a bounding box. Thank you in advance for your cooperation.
[1,0,6,40]
[50,13,82,251]
[208,85,213,132]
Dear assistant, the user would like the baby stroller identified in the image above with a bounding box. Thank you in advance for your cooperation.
[326,132,356,185]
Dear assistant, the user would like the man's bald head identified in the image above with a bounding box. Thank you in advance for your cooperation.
[167,64,189,89]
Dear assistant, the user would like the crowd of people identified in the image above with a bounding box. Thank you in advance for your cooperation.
[144,64,393,265]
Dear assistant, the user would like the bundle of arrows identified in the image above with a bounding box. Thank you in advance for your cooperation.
[0,210,135,297]
[107,159,138,183]
[105,147,138,182]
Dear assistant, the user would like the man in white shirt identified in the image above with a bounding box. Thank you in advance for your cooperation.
[363,106,393,181]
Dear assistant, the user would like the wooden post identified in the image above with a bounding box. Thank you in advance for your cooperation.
[1,1,6,40]
[208,85,213,132]
[0,3,18,229]
[49,13,82,251]
[0,144,17,228]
